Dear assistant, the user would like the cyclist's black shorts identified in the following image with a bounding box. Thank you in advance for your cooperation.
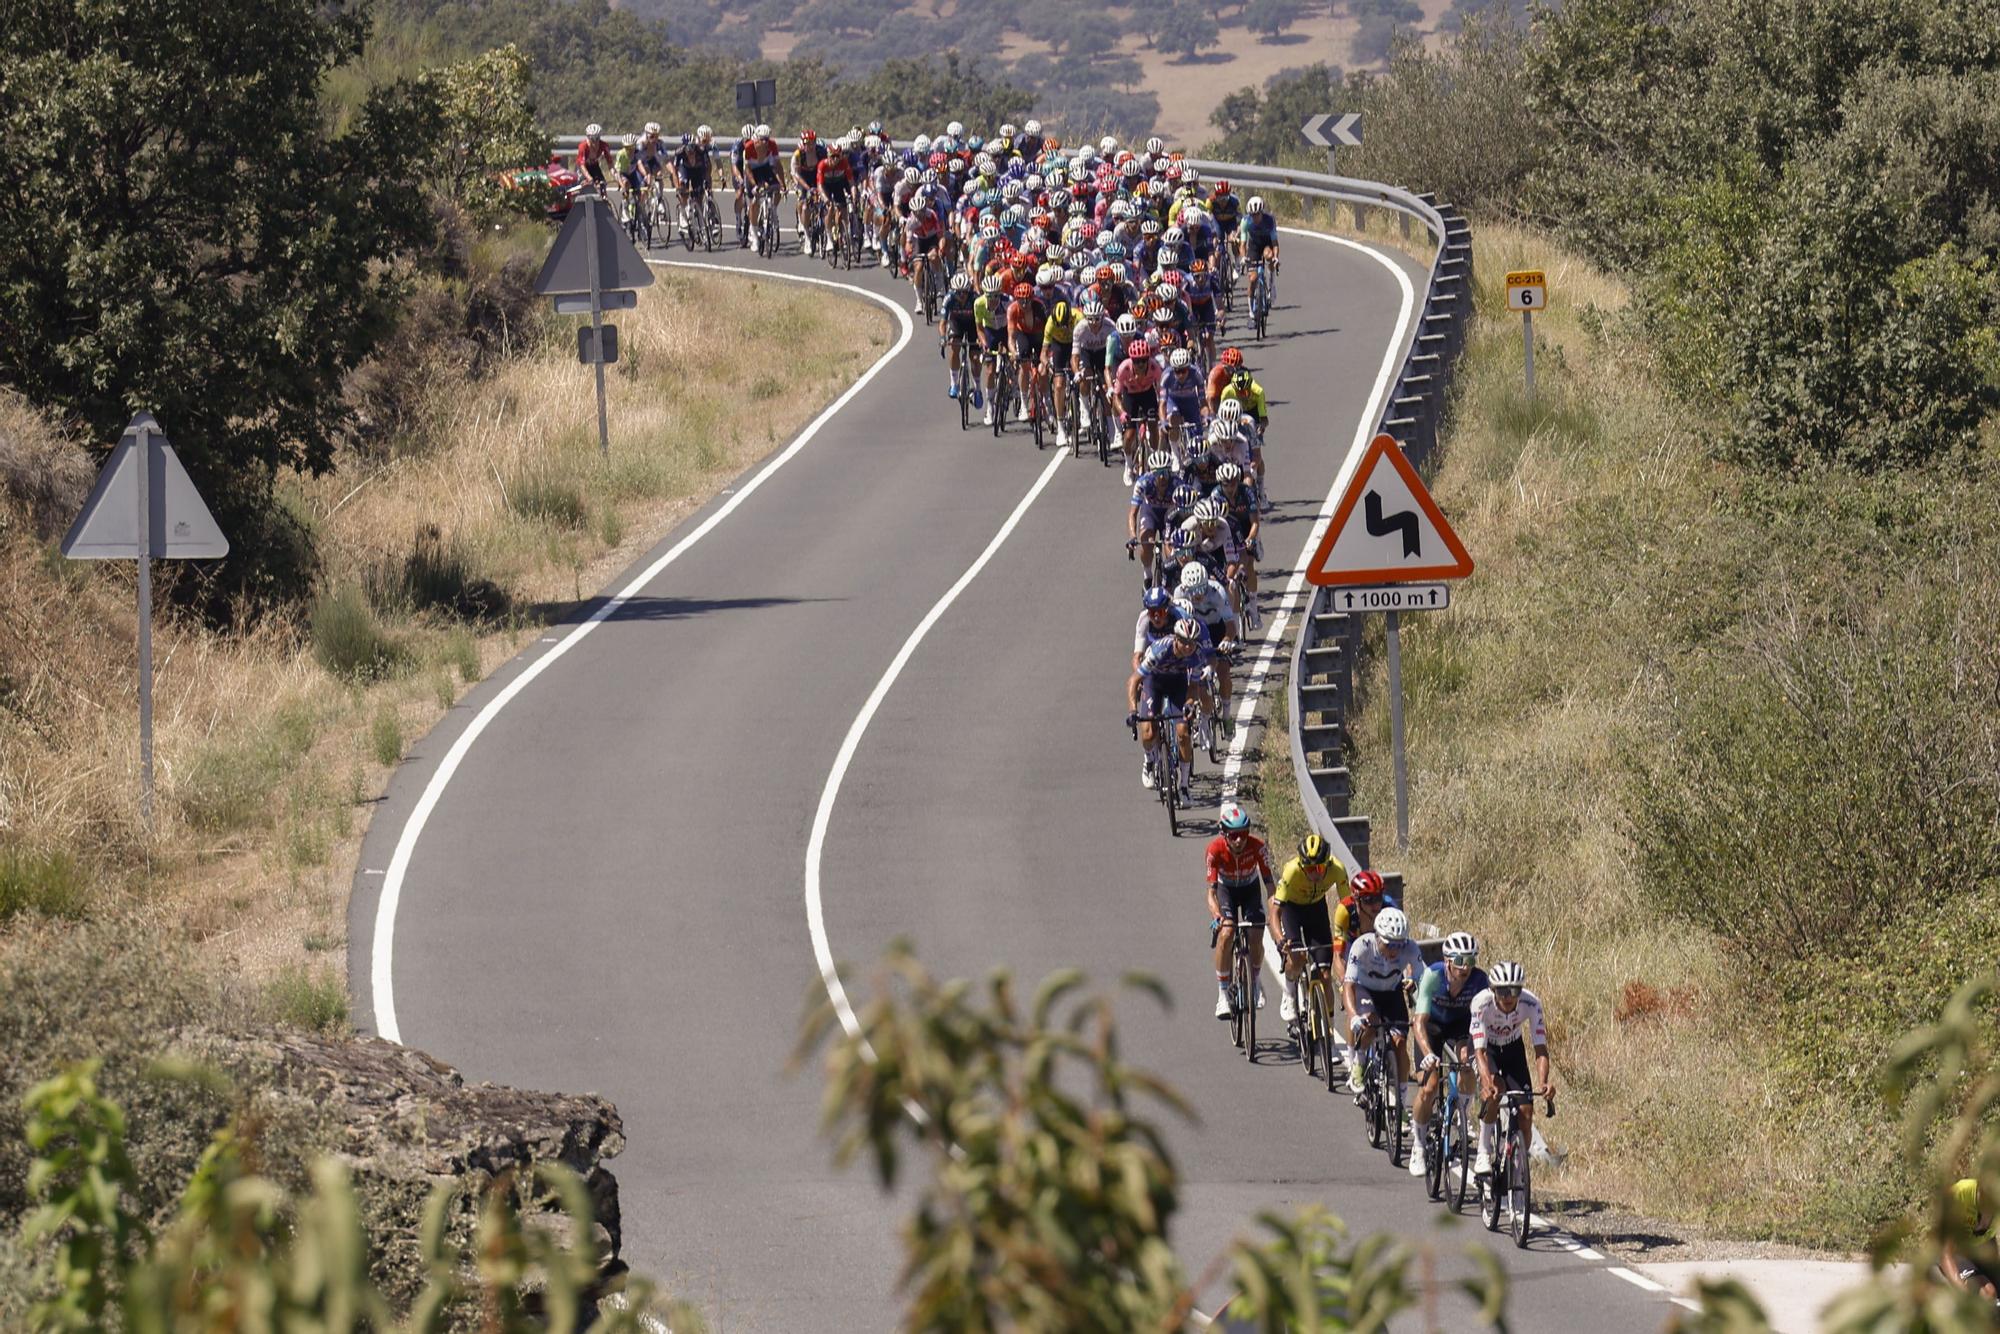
[912,232,941,256]
[749,162,778,189]
[1486,1039,1532,1092]
[824,178,852,206]
[1120,387,1159,420]
[1077,344,1109,377]
[1357,982,1410,1031]
[1423,1014,1473,1051]
[584,160,607,184]
[1043,340,1073,371]
[1247,237,1276,262]
[1277,900,1333,970]
[1140,672,1189,717]
[1010,330,1043,361]
[979,325,1006,354]
[1134,502,1168,536]
[1218,879,1267,928]
[946,315,977,344]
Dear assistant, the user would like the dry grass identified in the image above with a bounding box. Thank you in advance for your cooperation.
[0,268,886,1007]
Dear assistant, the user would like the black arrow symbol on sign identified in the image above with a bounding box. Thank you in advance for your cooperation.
[1364,491,1421,558]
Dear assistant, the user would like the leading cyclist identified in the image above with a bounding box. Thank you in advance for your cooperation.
[1206,801,1276,1019]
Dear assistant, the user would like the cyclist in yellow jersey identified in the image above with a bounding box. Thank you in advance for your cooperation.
[1041,289,1082,448]
[1220,366,1270,499]
[1268,833,1347,1026]
[1945,1178,2000,1299]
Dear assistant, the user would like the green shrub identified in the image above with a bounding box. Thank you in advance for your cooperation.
[507,464,586,528]
[263,964,348,1033]
[0,847,87,922]
[367,523,510,622]
[176,700,320,834]
[370,703,404,767]
[311,584,407,680]
[441,626,481,683]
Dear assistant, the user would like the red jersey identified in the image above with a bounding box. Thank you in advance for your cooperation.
[817,154,852,188]
[1206,833,1273,889]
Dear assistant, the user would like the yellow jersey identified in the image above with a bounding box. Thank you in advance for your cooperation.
[1044,300,1082,346]
[1951,1179,1998,1243]
[1272,855,1347,907]
[1221,377,1267,420]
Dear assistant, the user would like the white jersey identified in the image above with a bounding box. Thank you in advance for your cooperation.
[1344,933,1424,992]
[1173,585,1236,630]
[1133,609,1177,656]
[1469,988,1548,1050]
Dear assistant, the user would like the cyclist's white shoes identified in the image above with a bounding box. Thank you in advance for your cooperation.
[1141,756,1156,789]
[1408,1143,1427,1176]
[1015,403,1030,422]
[1346,1064,1364,1094]
[912,297,923,313]
[1055,426,1069,447]
[1215,988,1233,1019]
[1279,991,1296,1024]
[1474,1149,1493,1175]
[982,407,994,426]
[1253,984,1265,1010]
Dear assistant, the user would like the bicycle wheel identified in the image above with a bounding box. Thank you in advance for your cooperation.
[1448,1087,1474,1212]
[1484,1136,1506,1232]
[958,358,972,431]
[681,204,697,252]
[1366,1053,1386,1149]
[1424,1116,1446,1201]
[1388,1067,1406,1165]
[1511,1127,1533,1247]
[1317,986,1340,1095]
[1165,745,1180,837]
[1031,380,1046,450]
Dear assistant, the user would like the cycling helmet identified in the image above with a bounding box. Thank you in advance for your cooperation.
[644,121,662,136]
[1169,347,1191,369]
[1143,585,1173,611]
[756,123,771,138]
[981,274,1002,294]
[1216,462,1242,483]
[1012,282,1033,299]
[868,119,883,134]
[1443,931,1479,962]
[1026,173,1045,193]
[1159,250,1182,269]
[1025,118,1042,134]
[1050,188,1071,208]
[947,120,965,138]
[1489,961,1526,989]
[1169,526,1196,552]
[949,157,967,174]
[922,168,940,185]
[697,124,713,141]
[1174,616,1204,643]
[1178,561,1207,590]
[1247,195,1266,213]
[623,133,638,147]
[1151,306,1174,324]
[1164,226,1183,243]
[585,123,604,139]
[1081,298,1104,318]
[1002,180,1024,200]
[802,128,817,142]
[1100,135,1119,153]
[1351,869,1385,898]
[1221,346,1244,368]
[1196,499,1225,523]
[1116,314,1140,335]
[979,224,1002,242]
[1146,136,1165,155]
[1219,801,1251,830]
[1172,479,1201,508]
[1093,264,1116,286]
[1214,179,1231,195]
[1217,398,1243,422]
[901,165,921,184]
[999,122,1017,139]
[1207,421,1237,444]
[1376,908,1409,943]
[1190,259,1208,275]
[1122,159,1142,178]
[1047,245,1067,264]
[1034,264,1054,286]
[1147,449,1174,473]
[1231,370,1253,393]
[676,133,689,147]
[1299,833,1333,866]
[1103,240,1129,260]
[740,123,755,139]
[1184,167,1199,185]
[1128,338,1152,359]
[913,133,932,152]
[1141,219,1161,236]
[950,272,971,292]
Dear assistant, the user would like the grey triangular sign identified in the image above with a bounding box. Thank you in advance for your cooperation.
[62,414,229,559]
[533,195,656,296]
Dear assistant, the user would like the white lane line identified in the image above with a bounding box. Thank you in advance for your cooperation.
[1608,1267,1668,1293]
[1228,229,1418,990]
[804,449,1069,1044]
[367,262,914,1045]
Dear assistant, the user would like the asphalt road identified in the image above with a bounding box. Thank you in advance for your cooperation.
[349,225,1677,1331]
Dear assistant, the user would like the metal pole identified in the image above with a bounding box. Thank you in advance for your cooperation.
[135,423,155,833]
[1523,309,1536,404]
[585,195,610,454]
[1385,610,1409,852]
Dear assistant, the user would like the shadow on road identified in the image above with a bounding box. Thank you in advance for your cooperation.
[526,593,840,628]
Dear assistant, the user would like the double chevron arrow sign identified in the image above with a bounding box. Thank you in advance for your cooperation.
[1301,113,1363,148]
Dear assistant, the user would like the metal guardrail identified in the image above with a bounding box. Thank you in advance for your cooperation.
[544,135,1472,886]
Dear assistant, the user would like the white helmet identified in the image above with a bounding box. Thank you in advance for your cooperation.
[1035,264,1055,286]
[950,272,971,292]
[982,274,1002,293]
[1217,397,1243,421]
[903,167,921,185]
[1376,908,1409,943]
[740,123,755,138]
[1025,119,1042,134]
[947,120,965,138]
[1164,226,1183,243]
[1026,172,1045,192]
[1216,462,1242,483]
[1179,561,1208,591]
[644,121,661,136]
[914,133,932,152]
[585,123,604,139]
[621,133,636,147]
[1489,961,1526,988]
[1443,931,1479,960]
[1146,136,1164,155]
[1169,347,1191,369]
[1116,313,1140,335]
[696,124,712,140]
[1207,420,1237,444]
[1100,135,1118,153]
[756,123,771,138]
[1076,145,1096,163]
[1147,450,1175,473]
[1247,195,1266,213]
[1000,123,1017,139]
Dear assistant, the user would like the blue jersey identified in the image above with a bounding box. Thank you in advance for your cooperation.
[1418,961,1490,1023]
[1241,213,1278,244]
[1130,469,1175,508]
[1139,635,1211,679]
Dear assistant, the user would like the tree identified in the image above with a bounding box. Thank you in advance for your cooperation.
[1154,2,1223,61]
[1245,0,1305,38]
[412,45,550,217]
[0,0,433,612]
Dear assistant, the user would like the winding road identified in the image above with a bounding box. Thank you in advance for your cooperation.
[347,229,1675,1330]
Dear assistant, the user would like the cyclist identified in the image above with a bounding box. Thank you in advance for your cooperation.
[1114,335,1162,464]
[1407,932,1489,1179]
[674,131,714,234]
[817,136,857,257]
[636,122,670,205]
[1470,960,1556,1177]
[1128,449,1178,578]
[1211,460,1260,621]
[1178,498,1241,589]
[1137,617,1212,801]
[1071,298,1115,434]
[1944,1178,2000,1300]
[972,273,1009,426]
[1004,280,1047,424]
[1219,364,1271,498]
[1206,346,1247,411]
[1172,562,1236,723]
[1334,868,1397,962]
[791,130,828,253]
[1184,259,1220,364]
[1241,196,1280,314]
[1041,286,1082,448]
[575,123,614,192]
[742,124,781,245]
[1209,179,1242,268]
[941,271,980,404]
[1160,348,1207,463]
[1268,833,1347,1027]
[1205,801,1276,1019]
[613,133,642,206]
[1129,585,1183,720]
[1342,906,1424,1107]
[730,123,755,246]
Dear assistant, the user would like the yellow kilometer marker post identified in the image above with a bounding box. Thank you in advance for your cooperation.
[1506,270,1548,402]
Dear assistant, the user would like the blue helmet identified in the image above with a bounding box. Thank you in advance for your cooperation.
[681,132,693,147]
[1169,526,1196,552]
[1220,801,1251,830]
[1172,480,1201,509]
[1102,240,1128,260]
[1143,586,1173,611]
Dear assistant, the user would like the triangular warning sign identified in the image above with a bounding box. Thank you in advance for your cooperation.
[533,194,656,296]
[1304,434,1472,586]
[62,413,228,560]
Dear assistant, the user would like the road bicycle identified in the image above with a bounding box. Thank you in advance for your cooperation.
[1219,901,1261,1061]
[1424,1043,1478,1211]
[1247,261,1274,341]
[646,177,673,249]
[1355,1012,1407,1167]
[1072,365,1112,465]
[1284,942,1340,1091]
[1127,696,1187,835]
[754,181,782,258]
[988,348,1015,438]
[1484,1086,1551,1247]
[618,182,651,250]
[947,331,976,431]
[1125,535,1167,594]
[822,197,851,269]
[679,185,720,252]
[1029,363,1056,451]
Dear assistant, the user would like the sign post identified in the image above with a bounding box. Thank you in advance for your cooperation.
[1301,113,1363,178]
[1506,270,1547,404]
[62,412,229,831]
[1304,433,1474,850]
[535,194,655,454]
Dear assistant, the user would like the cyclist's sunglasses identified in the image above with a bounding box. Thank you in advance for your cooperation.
[1446,953,1477,967]
[1492,986,1521,999]
[1223,827,1248,839]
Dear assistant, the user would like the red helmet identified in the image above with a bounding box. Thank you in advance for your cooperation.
[928,151,947,170]
[801,129,817,142]
[1351,869,1385,899]
[1221,347,1244,368]
[1095,265,1115,285]
[1214,180,1232,195]
[1013,282,1033,299]
[1128,338,1151,359]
